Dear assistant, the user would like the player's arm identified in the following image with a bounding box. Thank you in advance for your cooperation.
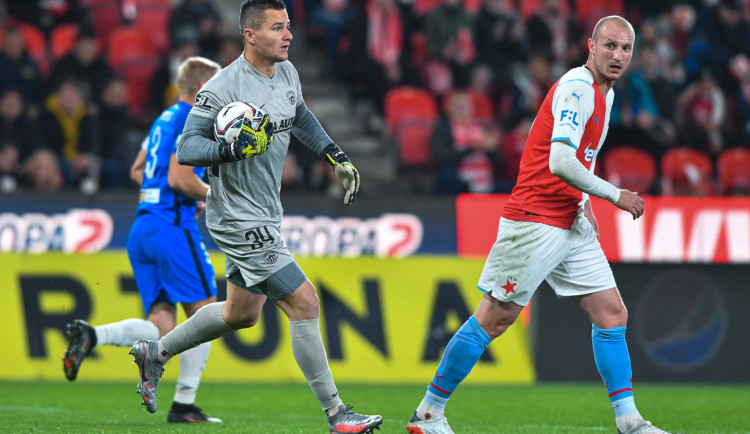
[549,142,643,219]
[167,154,209,201]
[179,99,272,165]
[129,137,149,186]
[292,100,360,205]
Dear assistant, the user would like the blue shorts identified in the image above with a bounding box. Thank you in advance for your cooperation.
[127,213,217,313]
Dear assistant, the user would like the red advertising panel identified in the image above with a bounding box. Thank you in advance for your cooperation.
[457,194,750,263]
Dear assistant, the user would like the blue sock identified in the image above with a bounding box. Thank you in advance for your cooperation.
[424,316,492,408]
[592,325,634,403]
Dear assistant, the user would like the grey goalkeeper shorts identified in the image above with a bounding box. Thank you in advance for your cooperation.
[209,223,307,301]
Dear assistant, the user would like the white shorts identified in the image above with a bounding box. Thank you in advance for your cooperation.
[477,215,616,306]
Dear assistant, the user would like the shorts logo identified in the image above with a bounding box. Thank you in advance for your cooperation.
[264,251,278,264]
[286,90,296,105]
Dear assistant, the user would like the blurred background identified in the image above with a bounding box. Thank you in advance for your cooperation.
[2,0,750,387]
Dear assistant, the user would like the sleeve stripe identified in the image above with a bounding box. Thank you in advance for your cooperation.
[552,137,577,149]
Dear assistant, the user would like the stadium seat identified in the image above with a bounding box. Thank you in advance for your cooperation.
[106,25,160,70]
[119,59,160,113]
[81,0,122,49]
[603,146,657,194]
[50,24,79,60]
[660,147,714,196]
[384,86,439,167]
[134,8,171,53]
[716,147,750,195]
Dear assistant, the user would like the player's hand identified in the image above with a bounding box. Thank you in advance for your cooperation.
[219,109,274,161]
[614,189,645,220]
[195,201,206,220]
[325,144,360,206]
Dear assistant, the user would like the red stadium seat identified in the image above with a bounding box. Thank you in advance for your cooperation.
[384,86,439,167]
[134,8,171,53]
[50,24,79,60]
[660,147,714,196]
[106,26,160,113]
[81,0,123,49]
[107,25,160,70]
[716,147,750,196]
[603,146,657,194]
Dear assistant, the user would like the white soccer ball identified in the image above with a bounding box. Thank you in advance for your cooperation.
[213,101,267,144]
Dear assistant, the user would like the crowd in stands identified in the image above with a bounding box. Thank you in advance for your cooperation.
[330,0,750,196]
[1,0,750,197]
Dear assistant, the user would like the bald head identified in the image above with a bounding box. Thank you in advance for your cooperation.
[592,16,634,41]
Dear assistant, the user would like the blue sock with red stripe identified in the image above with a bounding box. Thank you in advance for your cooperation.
[419,316,491,417]
[592,325,636,410]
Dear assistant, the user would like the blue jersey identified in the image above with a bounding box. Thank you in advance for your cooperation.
[137,101,206,230]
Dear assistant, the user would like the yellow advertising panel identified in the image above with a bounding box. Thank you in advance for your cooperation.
[2,253,534,384]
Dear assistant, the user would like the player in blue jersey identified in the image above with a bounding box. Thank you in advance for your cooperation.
[62,56,223,424]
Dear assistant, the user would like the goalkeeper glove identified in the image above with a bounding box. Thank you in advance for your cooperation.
[325,144,360,206]
[219,109,274,162]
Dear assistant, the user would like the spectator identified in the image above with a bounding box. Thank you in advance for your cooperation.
[20,148,63,191]
[5,0,90,36]
[218,34,244,67]
[37,79,95,188]
[341,0,406,121]
[168,0,226,61]
[0,88,41,161]
[473,0,526,86]
[607,43,677,160]
[432,90,502,194]
[307,0,355,78]
[0,26,46,114]
[49,28,114,109]
[685,0,750,94]
[423,0,476,88]
[81,76,143,189]
[150,35,199,113]
[0,138,20,192]
[497,114,533,192]
[525,0,585,77]
[675,70,727,156]
[498,52,555,129]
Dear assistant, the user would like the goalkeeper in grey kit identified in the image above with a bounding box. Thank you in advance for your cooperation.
[127,1,381,433]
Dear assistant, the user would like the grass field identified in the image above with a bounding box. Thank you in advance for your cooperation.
[2,381,748,433]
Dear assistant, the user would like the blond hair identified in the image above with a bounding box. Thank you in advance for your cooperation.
[177,56,221,96]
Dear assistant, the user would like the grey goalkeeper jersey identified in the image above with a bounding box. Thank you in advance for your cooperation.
[177,55,333,232]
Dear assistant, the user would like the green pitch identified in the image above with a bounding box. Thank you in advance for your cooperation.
[1,381,748,433]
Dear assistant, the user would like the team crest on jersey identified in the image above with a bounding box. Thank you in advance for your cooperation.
[286,90,296,105]
[264,251,278,264]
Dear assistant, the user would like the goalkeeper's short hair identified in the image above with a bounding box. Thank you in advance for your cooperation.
[177,57,221,96]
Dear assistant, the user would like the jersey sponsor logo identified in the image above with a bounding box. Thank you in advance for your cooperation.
[139,188,160,204]
[559,109,579,127]
[286,90,296,105]
[584,143,597,162]
[271,116,295,133]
